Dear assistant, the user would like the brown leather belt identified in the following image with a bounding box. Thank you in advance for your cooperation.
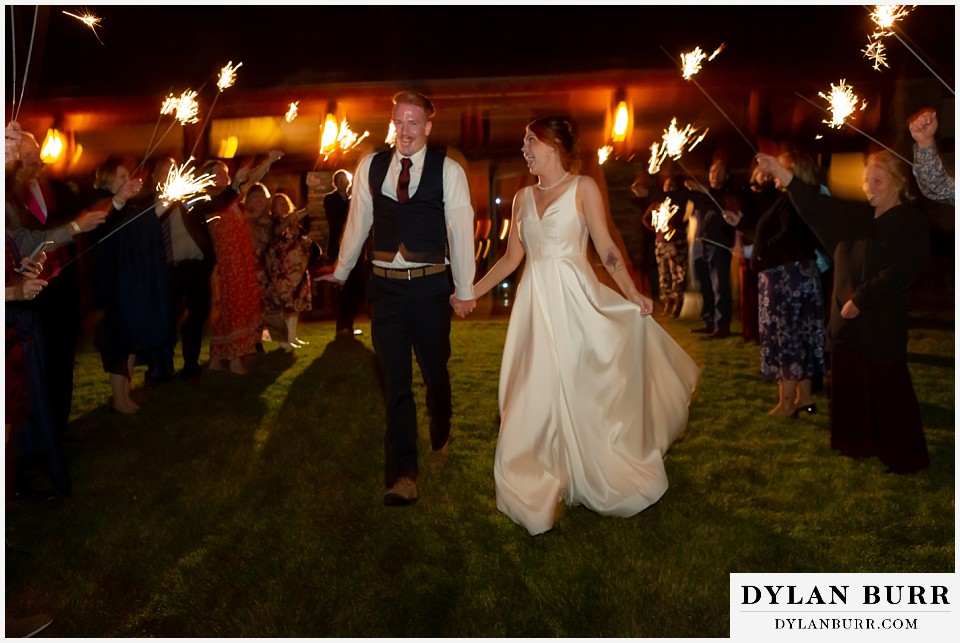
[371,264,447,280]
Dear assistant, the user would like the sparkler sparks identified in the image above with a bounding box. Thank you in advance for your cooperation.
[217,61,242,92]
[160,90,200,124]
[648,118,709,175]
[817,80,867,129]
[320,118,369,160]
[869,4,914,37]
[681,44,725,80]
[285,101,300,123]
[651,197,679,239]
[63,9,104,45]
[158,159,215,207]
[863,36,889,70]
[598,145,613,166]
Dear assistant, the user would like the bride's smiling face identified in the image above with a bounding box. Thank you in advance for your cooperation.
[521,129,557,176]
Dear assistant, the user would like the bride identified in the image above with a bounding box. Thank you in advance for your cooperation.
[466,117,699,535]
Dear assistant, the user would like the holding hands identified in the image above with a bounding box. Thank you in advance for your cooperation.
[450,295,476,318]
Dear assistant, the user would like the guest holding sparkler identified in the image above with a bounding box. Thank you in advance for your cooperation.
[8,132,88,435]
[756,150,930,473]
[688,160,737,339]
[908,107,955,205]
[742,152,826,418]
[243,183,284,346]
[266,192,313,350]
[641,177,687,317]
[202,151,282,375]
[85,157,172,414]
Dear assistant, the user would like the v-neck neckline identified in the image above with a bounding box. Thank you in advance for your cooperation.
[532,176,576,221]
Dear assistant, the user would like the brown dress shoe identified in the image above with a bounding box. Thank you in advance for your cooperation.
[384,477,418,506]
[428,443,450,469]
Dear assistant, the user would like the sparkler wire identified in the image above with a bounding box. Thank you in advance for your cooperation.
[794,92,913,166]
[891,31,955,96]
[13,6,38,121]
[58,201,163,273]
[189,90,221,160]
[674,158,726,214]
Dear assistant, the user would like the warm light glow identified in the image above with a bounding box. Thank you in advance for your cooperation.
[481,238,491,260]
[285,101,300,123]
[217,61,242,92]
[681,44,725,80]
[320,114,339,154]
[648,118,708,174]
[218,136,239,159]
[612,101,629,142]
[386,121,397,147]
[598,145,613,165]
[71,143,83,166]
[40,129,65,164]
[159,159,215,207]
[818,80,867,129]
[499,219,510,241]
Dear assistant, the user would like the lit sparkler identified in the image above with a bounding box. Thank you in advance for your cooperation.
[681,44,725,80]
[320,118,370,160]
[869,4,914,37]
[651,197,679,240]
[158,159,215,207]
[63,9,104,46]
[598,145,613,165]
[795,89,913,166]
[170,89,200,125]
[863,36,889,71]
[217,61,242,92]
[647,118,708,175]
[863,6,953,94]
[285,101,300,123]
[817,80,867,129]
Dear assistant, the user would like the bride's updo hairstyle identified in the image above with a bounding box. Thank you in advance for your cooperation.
[527,116,581,174]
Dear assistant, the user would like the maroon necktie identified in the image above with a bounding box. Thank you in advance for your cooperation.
[397,158,412,204]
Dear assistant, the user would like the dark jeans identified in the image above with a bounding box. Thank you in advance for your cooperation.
[695,245,732,332]
[149,259,213,378]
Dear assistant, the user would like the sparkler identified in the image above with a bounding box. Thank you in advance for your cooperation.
[63,9,104,46]
[136,90,201,174]
[647,118,708,175]
[190,62,243,158]
[662,45,757,154]
[795,88,913,166]
[818,80,867,129]
[285,101,300,123]
[598,145,613,165]
[320,118,369,161]
[647,117,724,213]
[651,197,679,241]
[863,5,954,95]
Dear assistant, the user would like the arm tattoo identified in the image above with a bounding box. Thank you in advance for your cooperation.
[604,250,624,272]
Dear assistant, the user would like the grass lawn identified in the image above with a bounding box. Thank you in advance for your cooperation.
[4,309,954,637]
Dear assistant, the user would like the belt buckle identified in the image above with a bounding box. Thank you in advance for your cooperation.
[406,269,412,281]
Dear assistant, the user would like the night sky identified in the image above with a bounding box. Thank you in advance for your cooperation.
[6,4,956,101]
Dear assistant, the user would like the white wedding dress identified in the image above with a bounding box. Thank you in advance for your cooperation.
[494,177,700,535]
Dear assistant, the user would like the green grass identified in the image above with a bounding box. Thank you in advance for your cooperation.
[5,310,954,637]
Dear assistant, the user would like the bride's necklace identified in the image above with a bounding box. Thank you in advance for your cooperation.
[537,172,570,190]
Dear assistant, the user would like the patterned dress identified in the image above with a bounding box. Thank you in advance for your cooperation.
[267,220,313,314]
[209,203,263,360]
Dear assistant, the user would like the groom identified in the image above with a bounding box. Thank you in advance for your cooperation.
[321,90,476,506]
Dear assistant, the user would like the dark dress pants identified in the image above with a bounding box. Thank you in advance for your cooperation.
[368,272,452,487]
[167,260,213,375]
